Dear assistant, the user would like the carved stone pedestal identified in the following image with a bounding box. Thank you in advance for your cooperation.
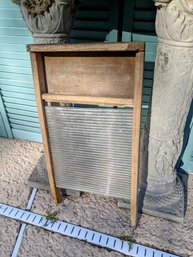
[139,0,193,222]
[140,170,185,222]
[12,0,78,44]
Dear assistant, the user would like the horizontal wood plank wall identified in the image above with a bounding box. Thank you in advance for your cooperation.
[122,0,157,130]
[132,0,157,131]
[0,91,12,138]
[0,0,119,142]
[70,0,119,43]
[180,105,193,173]
[181,124,193,173]
[0,113,7,137]
[0,0,41,141]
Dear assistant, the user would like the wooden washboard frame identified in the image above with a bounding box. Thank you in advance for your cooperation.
[28,42,144,227]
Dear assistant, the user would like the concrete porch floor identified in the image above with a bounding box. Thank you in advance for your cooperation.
[0,138,193,257]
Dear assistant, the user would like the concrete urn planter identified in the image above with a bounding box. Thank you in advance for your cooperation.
[12,0,78,44]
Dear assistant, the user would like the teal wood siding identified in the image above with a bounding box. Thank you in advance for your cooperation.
[0,0,41,142]
[0,0,119,143]
[182,125,193,173]
[71,0,119,43]
[122,0,156,130]
[0,91,12,137]
[0,113,7,138]
[180,115,193,173]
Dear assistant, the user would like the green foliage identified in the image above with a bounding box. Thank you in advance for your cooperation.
[119,235,136,249]
[46,211,57,222]
[44,210,58,226]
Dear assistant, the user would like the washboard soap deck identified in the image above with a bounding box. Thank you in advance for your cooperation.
[28,43,144,227]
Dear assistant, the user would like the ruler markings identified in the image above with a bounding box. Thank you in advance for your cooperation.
[0,202,180,257]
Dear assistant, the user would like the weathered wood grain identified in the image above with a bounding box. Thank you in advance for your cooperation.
[45,55,135,98]
[27,42,144,52]
[30,52,61,203]
[130,51,144,227]
[42,94,134,106]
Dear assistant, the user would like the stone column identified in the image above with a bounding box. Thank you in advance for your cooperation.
[12,0,78,44]
[140,0,193,222]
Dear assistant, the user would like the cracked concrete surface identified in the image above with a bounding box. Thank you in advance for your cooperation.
[0,138,193,257]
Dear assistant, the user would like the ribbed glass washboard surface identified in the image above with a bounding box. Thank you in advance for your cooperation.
[45,107,133,199]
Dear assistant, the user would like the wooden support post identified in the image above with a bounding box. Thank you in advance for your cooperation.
[42,94,134,107]
[30,52,61,203]
[130,51,144,227]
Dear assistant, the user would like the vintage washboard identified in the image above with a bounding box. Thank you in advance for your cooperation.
[28,43,144,227]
